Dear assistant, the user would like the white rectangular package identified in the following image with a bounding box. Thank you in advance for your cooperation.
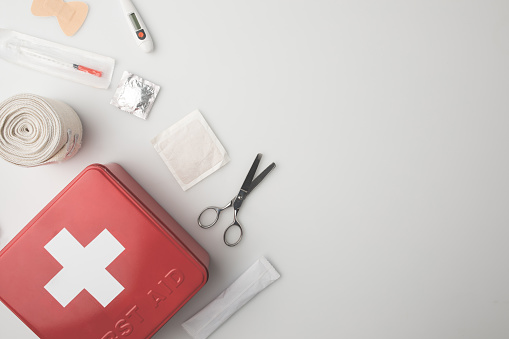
[151,109,230,191]
[0,28,115,89]
[182,257,280,339]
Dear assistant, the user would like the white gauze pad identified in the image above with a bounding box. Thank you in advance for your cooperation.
[151,109,230,191]
[182,257,280,339]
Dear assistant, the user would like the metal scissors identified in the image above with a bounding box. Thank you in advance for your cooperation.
[198,153,276,247]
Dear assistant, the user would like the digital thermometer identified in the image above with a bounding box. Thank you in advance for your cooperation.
[119,0,153,52]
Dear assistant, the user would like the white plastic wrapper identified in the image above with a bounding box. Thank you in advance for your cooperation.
[182,257,280,339]
[151,109,230,191]
[0,28,114,89]
[110,71,160,120]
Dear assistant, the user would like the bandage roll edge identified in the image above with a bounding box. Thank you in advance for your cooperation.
[0,93,83,167]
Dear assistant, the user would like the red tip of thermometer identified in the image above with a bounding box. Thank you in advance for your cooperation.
[73,64,102,77]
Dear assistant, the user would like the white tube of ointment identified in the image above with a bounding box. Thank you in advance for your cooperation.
[182,256,280,339]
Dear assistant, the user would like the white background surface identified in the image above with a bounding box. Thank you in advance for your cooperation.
[1,1,509,338]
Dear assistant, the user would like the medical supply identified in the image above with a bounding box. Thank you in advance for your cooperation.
[110,71,160,119]
[0,28,115,88]
[31,0,89,36]
[0,163,209,339]
[198,153,275,246]
[151,109,230,191]
[182,257,280,339]
[19,46,102,77]
[119,0,154,52]
[0,93,82,167]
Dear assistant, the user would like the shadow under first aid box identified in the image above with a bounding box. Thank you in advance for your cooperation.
[0,163,209,339]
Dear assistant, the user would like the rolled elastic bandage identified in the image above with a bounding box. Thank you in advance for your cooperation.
[0,93,83,167]
[182,257,280,339]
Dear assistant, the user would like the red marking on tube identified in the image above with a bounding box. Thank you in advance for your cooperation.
[73,64,102,77]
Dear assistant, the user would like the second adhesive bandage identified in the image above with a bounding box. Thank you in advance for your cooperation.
[0,93,83,167]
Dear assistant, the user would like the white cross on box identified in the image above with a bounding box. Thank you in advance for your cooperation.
[44,228,125,307]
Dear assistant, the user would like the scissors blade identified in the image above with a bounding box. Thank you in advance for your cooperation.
[240,153,262,192]
[247,162,276,195]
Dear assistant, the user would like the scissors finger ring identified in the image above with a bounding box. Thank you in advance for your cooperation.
[224,221,243,247]
[197,207,221,229]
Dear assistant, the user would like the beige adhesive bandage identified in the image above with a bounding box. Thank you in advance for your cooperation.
[31,0,89,37]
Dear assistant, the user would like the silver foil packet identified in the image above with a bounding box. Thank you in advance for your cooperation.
[110,71,160,120]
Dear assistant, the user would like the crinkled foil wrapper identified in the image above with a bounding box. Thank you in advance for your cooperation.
[110,71,160,120]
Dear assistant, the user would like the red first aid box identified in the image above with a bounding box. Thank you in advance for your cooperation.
[0,163,209,339]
